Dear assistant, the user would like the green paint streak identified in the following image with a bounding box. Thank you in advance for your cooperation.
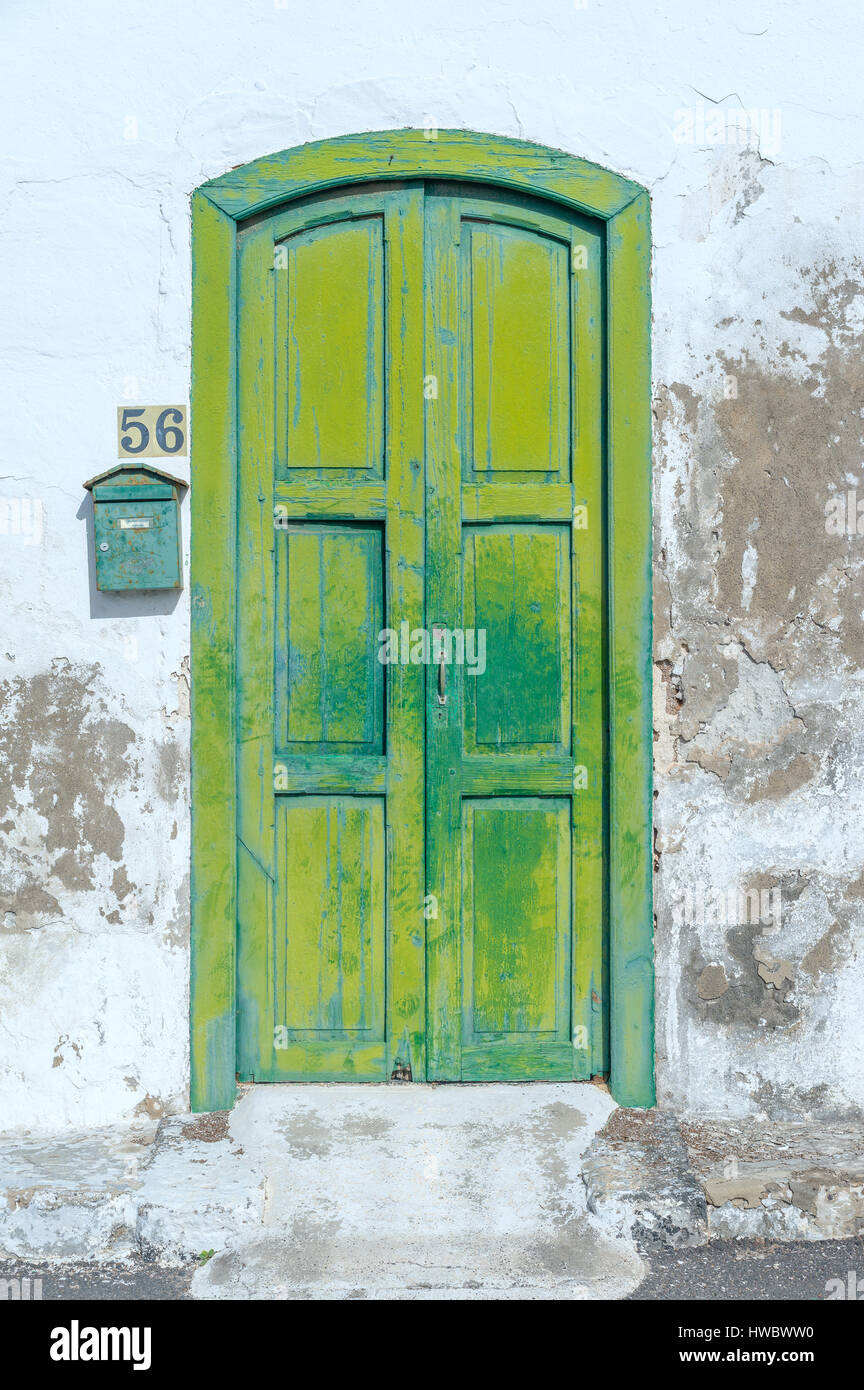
[606,191,654,1107]
[190,191,238,1112]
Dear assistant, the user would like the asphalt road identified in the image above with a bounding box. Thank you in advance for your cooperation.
[0,1260,196,1300]
[3,1237,863,1301]
[630,1235,864,1300]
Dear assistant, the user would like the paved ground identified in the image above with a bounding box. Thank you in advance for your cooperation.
[192,1082,641,1299]
[4,1237,863,1300]
[1,1084,643,1300]
[0,1258,196,1300]
[630,1235,864,1300]
[3,1085,863,1299]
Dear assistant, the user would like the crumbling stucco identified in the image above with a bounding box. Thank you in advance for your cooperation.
[654,147,864,1119]
[0,656,189,1129]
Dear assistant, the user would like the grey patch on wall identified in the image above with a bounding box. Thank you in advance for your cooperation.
[163,870,190,950]
[713,269,864,678]
[688,928,799,1032]
[0,661,137,921]
[156,737,186,802]
[657,257,864,702]
[746,1078,862,1125]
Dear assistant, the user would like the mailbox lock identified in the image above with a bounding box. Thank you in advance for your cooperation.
[99,542,109,551]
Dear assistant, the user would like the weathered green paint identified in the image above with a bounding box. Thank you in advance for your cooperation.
[465,220,570,478]
[424,185,607,1082]
[234,185,426,1083]
[275,525,384,752]
[462,798,571,1079]
[199,130,643,223]
[463,527,570,752]
[606,190,655,1106]
[190,130,653,1111]
[275,796,387,1069]
[277,217,385,477]
[424,190,462,1079]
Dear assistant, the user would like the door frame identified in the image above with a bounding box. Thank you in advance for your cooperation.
[190,129,653,1112]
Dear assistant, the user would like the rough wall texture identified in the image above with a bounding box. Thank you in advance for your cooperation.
[653,151,864,1120]
[1,0,861,1129]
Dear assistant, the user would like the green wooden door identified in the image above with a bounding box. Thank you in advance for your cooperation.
[235,181,605,1083]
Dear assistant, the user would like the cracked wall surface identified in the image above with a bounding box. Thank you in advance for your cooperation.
[2,0,863,1128]
[654,148,864,1118]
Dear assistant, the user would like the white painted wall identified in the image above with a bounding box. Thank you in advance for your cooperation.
[2,0,862,1130]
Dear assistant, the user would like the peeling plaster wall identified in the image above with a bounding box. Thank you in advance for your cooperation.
[2,0,863,1129]
[653,151,864,1121]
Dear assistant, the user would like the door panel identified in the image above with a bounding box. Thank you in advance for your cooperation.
[276,524,384,753]
[463,798,571,1044]
[277,215,385,477]
[463,220,571,479]
[463,526,571,754]
[277,795,385,1039]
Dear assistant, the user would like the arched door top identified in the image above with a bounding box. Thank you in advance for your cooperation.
[196,128,646,222]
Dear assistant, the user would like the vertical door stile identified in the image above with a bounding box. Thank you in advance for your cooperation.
[424,194,464,1080]
[569,216,606,1078]
[384,187,427,1080]
[236,224,278,1082]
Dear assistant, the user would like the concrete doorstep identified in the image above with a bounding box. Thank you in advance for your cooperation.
[1,1084,862,1300]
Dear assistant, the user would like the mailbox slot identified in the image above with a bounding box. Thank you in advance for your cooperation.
[91,483,175,502]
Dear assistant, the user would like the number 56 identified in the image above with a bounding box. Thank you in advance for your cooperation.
[117,405,187,458]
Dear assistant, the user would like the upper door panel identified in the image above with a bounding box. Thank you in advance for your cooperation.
[277,215,385,478]
[463,218,571,480]
[427,181,602,492]
[263,186,421,484]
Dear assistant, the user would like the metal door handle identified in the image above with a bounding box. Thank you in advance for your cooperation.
[436,652,447,706]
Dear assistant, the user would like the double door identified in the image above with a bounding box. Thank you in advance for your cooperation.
[234,179,605,1083]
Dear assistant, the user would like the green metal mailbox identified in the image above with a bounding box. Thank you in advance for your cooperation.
[84,465,186,592]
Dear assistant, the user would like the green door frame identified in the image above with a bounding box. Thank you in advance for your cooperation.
[190,129,654,1112]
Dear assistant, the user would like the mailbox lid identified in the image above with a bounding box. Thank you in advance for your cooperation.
[93,497,182,591]
[84,464,187,502]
